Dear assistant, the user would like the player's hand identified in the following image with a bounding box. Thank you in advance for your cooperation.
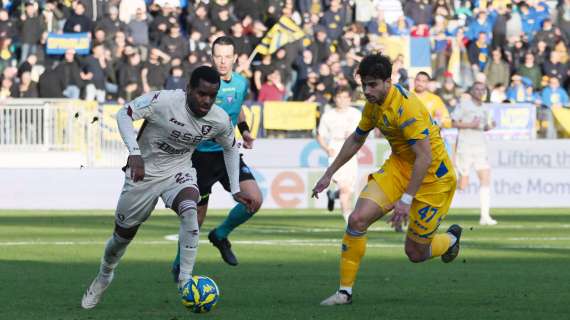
[233,191,256,213]
[127,155,145,182]
[311,174,332,199]
[389,200,411,230]
[242,131,255,149]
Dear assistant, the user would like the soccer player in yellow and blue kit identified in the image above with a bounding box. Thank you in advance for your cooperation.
[312,53,463,305]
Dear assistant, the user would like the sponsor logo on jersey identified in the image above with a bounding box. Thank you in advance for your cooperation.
[201,125,212,135]
[170,118,185,126]
[157,142,192,155]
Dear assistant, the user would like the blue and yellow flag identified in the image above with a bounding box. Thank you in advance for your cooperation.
[254,16,305,56]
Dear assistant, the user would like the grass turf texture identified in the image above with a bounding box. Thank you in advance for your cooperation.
[1,209,569,320]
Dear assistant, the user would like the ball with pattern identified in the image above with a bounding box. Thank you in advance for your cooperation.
[180,276,220,313]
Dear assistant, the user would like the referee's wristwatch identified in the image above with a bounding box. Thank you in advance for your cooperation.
[400,193,413,205]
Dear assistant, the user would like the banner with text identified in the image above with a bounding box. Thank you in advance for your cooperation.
[46,33,91,55]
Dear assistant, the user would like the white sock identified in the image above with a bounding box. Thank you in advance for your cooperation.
[339,286,352,295]
[342,210,351,224]
[480,186,491,220]
[178,200,199,286]
[99,233,130,280]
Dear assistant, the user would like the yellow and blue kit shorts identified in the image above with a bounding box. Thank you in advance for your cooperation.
[359,157,457,244]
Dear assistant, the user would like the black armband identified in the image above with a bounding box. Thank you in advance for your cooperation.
[238,121,250,135]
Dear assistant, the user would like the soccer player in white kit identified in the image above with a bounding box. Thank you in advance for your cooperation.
[317,86,362,222]
[452,81,497,225]
[80,66,254,309]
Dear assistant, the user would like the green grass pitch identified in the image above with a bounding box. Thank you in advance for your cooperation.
[1,208,569,319]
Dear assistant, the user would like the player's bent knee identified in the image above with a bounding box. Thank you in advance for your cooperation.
[405,247,426,263]
[348,212,368,232]
[114,223,139,240]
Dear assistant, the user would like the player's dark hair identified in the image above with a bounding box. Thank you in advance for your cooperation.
[469,81,487,93]
[189,65,220,88]
[415,71,431,80]
[356,53,392,81]
[211,36,236,55]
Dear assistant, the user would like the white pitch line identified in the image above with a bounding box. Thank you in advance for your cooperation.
[0,238,569,250]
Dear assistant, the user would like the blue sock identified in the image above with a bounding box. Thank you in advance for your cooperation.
[214,203,253,239]
[173,241,180,267]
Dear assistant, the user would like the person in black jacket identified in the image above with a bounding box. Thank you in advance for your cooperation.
[19,1,44,63]
[63,1,93,33]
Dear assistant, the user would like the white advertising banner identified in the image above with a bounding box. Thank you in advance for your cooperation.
[1,140,569,209]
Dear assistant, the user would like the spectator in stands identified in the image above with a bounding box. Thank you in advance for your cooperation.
[258,69,285,103]
[404,0,432,26]
[186,4,212,42]
[159,24,188,61]
[63,1,93,33]
[96,6,128,44]
[142,47,170,92]
[0,76,14,99]
[253,54,273,93]
[149,2,176,45]
[320,0,347,41]
[436,76,462,114]
[543,50,568,85]
[55,49,86,99]
[491,5,509,49]
[231,22,253,57]
[534,18,559,50]
[212,6,235,35]
[389,15,413,36]
[164,66,187,90]
[127,8,150,61]
[234,0,267,21]
[17,54,36,78]
[518,52,542,90]
[556,0,570,40]
[468,32,490,74]
[119,0,147,24]
[507,37,528,73]
[117,51,143,103]
[82,44,107,103]
[506,74,534,103]
[15,70,38,98]
[466,10,493,42]
[412,71,451,128]
[490,83,507,103]
[366,9,389,36]
[532,39,550,67]
[110,31,129,62]
[391,54,409,89]
[484,48,510,88]
[293,49,317,88]
[38,66,65,98]
[310,26,332,64]
[42,0,64,33]
[541,76,569,109]
[19,1,43,63]
[235,53,253,80]
[0,9,16,39]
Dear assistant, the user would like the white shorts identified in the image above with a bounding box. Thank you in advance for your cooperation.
[455,150,490,176]
[331,156,358,191]
[115,167,198,228]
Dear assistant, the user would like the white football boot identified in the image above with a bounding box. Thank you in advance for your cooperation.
[320,290,352,306]
[81,273,113,309]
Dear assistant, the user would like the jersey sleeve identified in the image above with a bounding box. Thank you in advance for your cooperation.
[317,113,330,137]
[215,115,241,194]
[124,91,160,120]
[356,102,376,135]
[397,101,432,145]
[116,91,160,155]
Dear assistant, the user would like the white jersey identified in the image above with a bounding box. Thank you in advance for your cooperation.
[452,100,492,153]
[318,106,361,188]
[318,106,362,150]
[116,90,240,193]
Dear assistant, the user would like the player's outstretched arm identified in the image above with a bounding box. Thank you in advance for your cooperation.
[116,92,157,181]
[238,109,254,149]
[312,131,367,198]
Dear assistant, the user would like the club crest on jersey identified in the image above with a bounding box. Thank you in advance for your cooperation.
[226,96,234,103]
[201,125,213,135]
[151,92,160,103]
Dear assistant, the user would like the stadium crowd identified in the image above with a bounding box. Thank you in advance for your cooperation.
[0,0,569,136]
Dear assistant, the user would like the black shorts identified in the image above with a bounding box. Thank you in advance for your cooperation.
[192,150,255,206]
